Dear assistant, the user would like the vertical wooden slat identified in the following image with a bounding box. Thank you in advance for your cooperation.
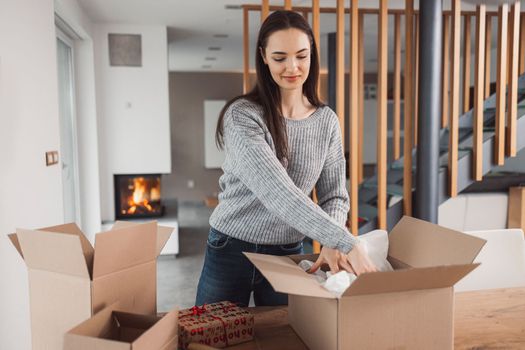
[312,0,320,94]
[336,0,345,135]
[463,15,472,114]
[377,0,388,230]
[403,0,414,214]
[261,0,269,22]
[473,5,486,181]
[506,2,520,157]
[393,14,401,160]
[243,7,250,94]
[495,4,508,166]
[519,13,525,75]
[449,0,461,197]
[442,14,451,128]
[284,0,292,11]
[485,14,492,99]
[350,0,359,235]
[358,13,364,183]
[414,14,419,146]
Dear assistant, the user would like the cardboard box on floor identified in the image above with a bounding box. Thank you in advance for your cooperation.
[64,304,179,350]
[245,216,487,350]
[8,221,173,350]
[508,186,525,233]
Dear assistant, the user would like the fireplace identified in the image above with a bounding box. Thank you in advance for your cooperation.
[114,174,165,219]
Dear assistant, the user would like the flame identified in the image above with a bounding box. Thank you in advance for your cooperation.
[122,177,161,215]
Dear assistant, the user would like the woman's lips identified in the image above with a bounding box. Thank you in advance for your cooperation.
[283,75,299,82]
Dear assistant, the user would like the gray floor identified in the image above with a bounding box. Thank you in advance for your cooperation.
[157,201,213,312]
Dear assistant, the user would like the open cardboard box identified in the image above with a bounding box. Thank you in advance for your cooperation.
[8,221,173,350]
[64,304,178,350]
[245,216,487,350]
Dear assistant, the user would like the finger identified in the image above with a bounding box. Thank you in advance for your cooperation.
[309,258,322,273]
[328,260,339,274]
[339,259,355,274]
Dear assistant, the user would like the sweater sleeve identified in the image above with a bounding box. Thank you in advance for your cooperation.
[315,118,350,227]
[223,105,359,253]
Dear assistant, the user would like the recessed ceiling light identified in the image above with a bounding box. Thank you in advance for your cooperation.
[205,57,217,61]
[213,34,229,38]
[202,65,212,69]
[208,47,222,51]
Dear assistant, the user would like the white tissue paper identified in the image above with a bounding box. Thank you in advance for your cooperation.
[299,229,393,297]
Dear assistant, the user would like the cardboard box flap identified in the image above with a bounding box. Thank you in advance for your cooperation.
[342,263,480,297]
[112,221,173,257]
[8,233,23,258]
[15,228,90,278]
[132,308,178,350]
[93,221,156,278]
[389,216,487,267]
[244,252,335,299]
[66,303,117,337]
[156,226,173,256]
[41,223,95,277]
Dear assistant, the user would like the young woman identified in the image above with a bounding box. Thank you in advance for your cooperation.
[196,10,376,307]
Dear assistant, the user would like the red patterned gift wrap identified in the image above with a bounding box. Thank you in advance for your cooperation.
[178,301,254,349]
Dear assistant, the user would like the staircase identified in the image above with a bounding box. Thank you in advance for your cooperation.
[356,74,525,233]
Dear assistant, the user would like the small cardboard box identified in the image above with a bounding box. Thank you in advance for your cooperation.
[8,221,173,350]
[245,216,487,350]
[64,304,179,350]
[508,186,525,233]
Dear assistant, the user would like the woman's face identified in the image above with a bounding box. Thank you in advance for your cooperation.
[261,28,311,92]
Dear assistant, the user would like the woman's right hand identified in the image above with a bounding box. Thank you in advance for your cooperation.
[346,242,377,275]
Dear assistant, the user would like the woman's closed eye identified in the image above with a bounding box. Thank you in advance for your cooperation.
[272,56,308,62]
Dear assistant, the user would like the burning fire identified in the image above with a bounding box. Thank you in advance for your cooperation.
[123,177,161,215]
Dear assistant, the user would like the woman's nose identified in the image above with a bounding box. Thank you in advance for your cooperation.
[285,57,298,71]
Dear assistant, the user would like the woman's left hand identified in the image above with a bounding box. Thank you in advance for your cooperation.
[309,246,355,274]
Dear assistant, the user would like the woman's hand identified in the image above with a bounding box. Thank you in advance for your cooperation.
[346,242,377,275]
[309,246,355,274]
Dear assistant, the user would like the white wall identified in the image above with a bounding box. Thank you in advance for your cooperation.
[95,24,171,222]
[0,0,63,349]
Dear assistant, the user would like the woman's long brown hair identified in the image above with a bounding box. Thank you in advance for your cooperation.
[215,10,324,163]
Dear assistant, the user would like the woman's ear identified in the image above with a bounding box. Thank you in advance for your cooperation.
[259,47,267,64]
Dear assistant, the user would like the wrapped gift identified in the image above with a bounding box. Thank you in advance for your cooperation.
[178,301,254,349]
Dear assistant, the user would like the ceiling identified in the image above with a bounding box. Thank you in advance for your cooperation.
[78,0,513,73]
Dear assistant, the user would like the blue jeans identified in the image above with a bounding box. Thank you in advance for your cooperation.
[195,227,304,307]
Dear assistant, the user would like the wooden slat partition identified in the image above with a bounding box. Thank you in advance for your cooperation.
[358,13,364,183]
[519,13,525,75]
[506,1,520,157]
[449,0,461,197]
[414,14,419,146]
[463,15,472,114]
[243,7,250,94]
[473,5,486,181]
[336,0,345,137]
[312,0,320,94]
[377,0,388,229]
[350,0,359,235]
[442,14,451,128]
[261,0,269,22]
[403,0,414,214]
[485,14,492,99]
[284,0,292,11]
[495,4,508,166]
[393,14,401,160]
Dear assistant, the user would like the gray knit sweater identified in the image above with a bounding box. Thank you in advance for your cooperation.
[209,98,359,253]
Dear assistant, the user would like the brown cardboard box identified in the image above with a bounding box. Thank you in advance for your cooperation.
[245,216,487,350]
[64,304,179,350]
[8,221,173,350]
[508,186,525,233]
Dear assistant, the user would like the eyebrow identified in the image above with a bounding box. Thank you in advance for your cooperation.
[271,48,309,55]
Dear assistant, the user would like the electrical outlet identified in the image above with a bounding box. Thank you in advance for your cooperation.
[45,151,59,166]
[187,180,195,189]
